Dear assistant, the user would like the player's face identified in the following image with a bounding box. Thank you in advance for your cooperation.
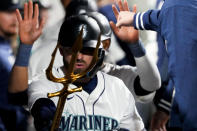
[0,10,18,38]
[61,47,94,74]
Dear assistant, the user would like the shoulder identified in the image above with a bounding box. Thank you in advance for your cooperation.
[102,63,137,76]
[101,63,137,87]
[98,71,124,83]
[98,71,132,95]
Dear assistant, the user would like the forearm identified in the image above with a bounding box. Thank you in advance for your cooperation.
[129,41,161,92]
[133,9,161,31]
[154,79,174,114]
[8,66,28,93]
[135,55,161,92]
[8,43,32,93]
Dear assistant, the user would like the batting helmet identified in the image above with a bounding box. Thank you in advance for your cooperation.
[58,14,105,78]
[66,0,98,18]
[84,12,112,41]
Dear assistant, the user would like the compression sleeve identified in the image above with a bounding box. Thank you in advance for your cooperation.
[128,41,146,58]
[134,50,161,92]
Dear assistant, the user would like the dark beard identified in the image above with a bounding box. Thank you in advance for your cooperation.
[2,31,16,39]
[0,24,17,38]
[73,68,83,74]
[63,59,82,74]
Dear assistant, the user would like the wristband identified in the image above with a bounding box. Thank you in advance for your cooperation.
[128,41,146,57]
[134,76,153,96]
[15,43,32,66]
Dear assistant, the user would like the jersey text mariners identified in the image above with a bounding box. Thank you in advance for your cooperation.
[60,114,118,130]
[28,69,144,131]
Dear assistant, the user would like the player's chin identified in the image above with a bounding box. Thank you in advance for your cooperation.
[5,28,18,36]
[74,68,86,74]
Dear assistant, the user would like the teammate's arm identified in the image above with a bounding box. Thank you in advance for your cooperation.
[110,0,161,102]
[110,0,160,31]
[132,43,161,102]
[8,1,45,94]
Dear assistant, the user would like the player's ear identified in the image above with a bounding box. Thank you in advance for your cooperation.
[102,39,111,50]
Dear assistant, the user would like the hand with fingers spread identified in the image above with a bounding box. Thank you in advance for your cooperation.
[113,0,135,27]
[110,0,138,43]
[16,1,45,45]
[8,1,45,95]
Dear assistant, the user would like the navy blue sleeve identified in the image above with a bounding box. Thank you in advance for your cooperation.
[0,52,13,105]
[133,9,161,31]
[0,117,6,131]
[0,105,29,131]
[154,33,173,114]
[154,79,174,114]
[8,89,28,106]
[128,41,146,58]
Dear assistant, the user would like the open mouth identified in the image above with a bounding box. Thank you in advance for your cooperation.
[75,63,85,69]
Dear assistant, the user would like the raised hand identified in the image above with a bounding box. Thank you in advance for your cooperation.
[110,0,138,43]
[113,0,135,27]
[16,1,45,45]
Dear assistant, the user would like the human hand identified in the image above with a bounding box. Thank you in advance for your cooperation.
[112,0,135,27]
[16,1,45,45]
[110,0,139,43]
[150,110,169,131]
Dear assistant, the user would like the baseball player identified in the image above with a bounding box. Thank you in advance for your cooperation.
[29,11,161,103]
[28,15,145,130]
[12,1,160,130]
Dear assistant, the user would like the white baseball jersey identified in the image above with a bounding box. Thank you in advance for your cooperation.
[101,53,161,103]
[28,68,144,131]
[29,48,160,103]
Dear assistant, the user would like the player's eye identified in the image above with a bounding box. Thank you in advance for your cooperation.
[63,47,72,54]
[80,47,95,55]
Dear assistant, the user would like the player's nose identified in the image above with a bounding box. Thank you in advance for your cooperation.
[77,52,83,59]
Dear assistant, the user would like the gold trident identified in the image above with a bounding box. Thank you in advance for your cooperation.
[45,26,101,131]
